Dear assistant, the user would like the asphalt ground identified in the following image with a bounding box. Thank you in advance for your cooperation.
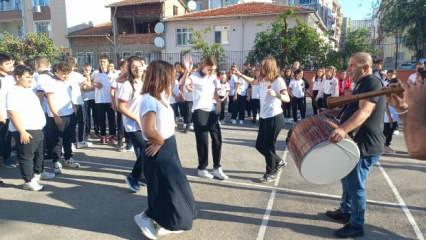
[0,112,425,240]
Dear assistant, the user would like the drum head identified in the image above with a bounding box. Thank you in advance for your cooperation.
[300,139,360,185]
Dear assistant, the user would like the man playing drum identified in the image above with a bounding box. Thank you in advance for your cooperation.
[326,52,386,238]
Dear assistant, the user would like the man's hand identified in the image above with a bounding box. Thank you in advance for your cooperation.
[20,131,32,144]
[329,128,347,143]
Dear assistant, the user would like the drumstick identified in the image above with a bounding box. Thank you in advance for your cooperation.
[327,85,404,109]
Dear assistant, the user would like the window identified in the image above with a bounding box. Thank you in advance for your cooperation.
[299,0,312,4]
[122,51,131,59]
[32,0,49,7]
[176,28,192,46]
[34,21,51,37]
[173,5,178,16]
[76,52,94,66]
[214,26,229,44]
[134,51,144,58]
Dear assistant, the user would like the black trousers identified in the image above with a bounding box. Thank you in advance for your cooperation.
[171,103,180,119]
[250,99,260,121]
[218,97,227,121]
[291,97,306,122]
[128,131,145,181]
[383,122,397,147]
[228,96,235,114]
[182,101,193,124]
[96,103,116,136]
[323,94,332,108]
[232,94,246,120]
[282,101,292,119]
[256,114,284,174]
[46,114,75,162]
[192,110,222,170]
[312,90,319,115]
[72,105,85,143]
[84,99,97,136]
[13,130,44,182]
[116,112,130,146]
[0,120,12,162]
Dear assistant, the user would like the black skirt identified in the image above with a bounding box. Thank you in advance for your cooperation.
[144,135,198,231]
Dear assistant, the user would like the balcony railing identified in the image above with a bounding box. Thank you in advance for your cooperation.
[0,0,22,11]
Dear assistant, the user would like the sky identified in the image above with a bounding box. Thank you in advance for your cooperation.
[339,0,380,20]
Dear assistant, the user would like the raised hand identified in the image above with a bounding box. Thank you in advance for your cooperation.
[183,54,193,72]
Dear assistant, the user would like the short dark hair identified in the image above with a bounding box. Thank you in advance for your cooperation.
[374,59,383,64]
[0,53,12,65]
[386,69,394,74]
[54,62,72,74]
[294,68,303,75]
[14,65,34,78]
[99,54,110,61]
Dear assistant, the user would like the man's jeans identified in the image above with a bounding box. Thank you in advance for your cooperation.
[340,154,381,227]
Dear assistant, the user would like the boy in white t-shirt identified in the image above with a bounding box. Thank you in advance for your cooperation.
[7,65,55,191]
[0,53,15,168]
[216,70,230,122]
[81,64,98,138]
[289,69,307,122]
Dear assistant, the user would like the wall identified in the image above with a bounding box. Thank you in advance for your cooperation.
[0,21,22,36]
[163,0,186,18]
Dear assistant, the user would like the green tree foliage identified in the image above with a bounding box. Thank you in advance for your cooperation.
[378,0,426,58]
[0,32,59,62]
[187,28,225,62]
[246,10,331,68]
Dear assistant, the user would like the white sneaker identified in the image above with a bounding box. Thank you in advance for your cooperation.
[198,169,214,179]
[189,124,194,131]
[54,162,63,174]
[76,142,89,149]
[23,178,44,191]
[239,120,244,125]
[231,119,237,125]
[86,142,93,147]
[71,144,77,151]
[393,130,400,136]
[64,158,81,168]
[134,212,158,240]
[34,172,55,182]
[157,227,183,237]
[211,167,229,180]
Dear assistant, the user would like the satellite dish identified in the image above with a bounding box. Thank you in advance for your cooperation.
[154,22,165,34]
[188,0,197,11]
[154,37,165,49]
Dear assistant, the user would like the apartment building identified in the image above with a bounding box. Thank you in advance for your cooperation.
[0,0,113,53]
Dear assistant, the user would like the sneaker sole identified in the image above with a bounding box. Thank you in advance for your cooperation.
[134,214,157,240]
[23,185,44,191]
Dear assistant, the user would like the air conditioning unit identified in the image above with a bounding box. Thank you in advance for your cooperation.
[33,5,42,13]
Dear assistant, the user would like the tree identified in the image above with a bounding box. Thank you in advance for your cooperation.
[0,32,59,62]
[186,28,225,63]
[246,11,331,68]
[378,0,426,59]
[339,28,375,68]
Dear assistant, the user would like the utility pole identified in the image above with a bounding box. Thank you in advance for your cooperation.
[112,6,118,65]
[394,1,399,70]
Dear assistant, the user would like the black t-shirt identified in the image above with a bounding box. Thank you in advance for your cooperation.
[340,74,385,156]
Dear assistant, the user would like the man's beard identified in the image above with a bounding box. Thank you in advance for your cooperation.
[350,68,363,83]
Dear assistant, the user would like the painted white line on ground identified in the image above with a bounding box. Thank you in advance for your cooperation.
[256,150,288,240]
[77,160,400,208]
[378,164,425,240]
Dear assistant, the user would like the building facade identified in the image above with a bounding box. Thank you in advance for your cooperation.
[0,0,113,52]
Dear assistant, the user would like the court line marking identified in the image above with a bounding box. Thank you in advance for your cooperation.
[256,150,288,240]
[77,160,401,208]
[378,163,425,240]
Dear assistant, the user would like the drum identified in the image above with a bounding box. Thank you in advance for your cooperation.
[287,115,360,184]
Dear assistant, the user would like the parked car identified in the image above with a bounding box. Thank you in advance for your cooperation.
[399,62,416,70]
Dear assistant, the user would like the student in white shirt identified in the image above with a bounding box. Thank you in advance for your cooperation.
[231,66,249,125]
[0,53,16,168]
[249,67,261,124]
[7,65,55,191]
[117,56,146,192]
[134,60,197,239]
[182,55,228,180]
[234,56,290,183]
[180,68,194,133]
[228,67,237,116]
[44,62,81,174]
[66,57,87,149]
[81,64,98,138]
[93,55,116,144]
[317,66,339,108]
[408,62,424,85]
[311,68,324,115]
[216,70,230,122]
[281,68,293,121]
[289,69,307,122]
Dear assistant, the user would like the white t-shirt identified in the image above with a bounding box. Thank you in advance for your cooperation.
[118,80,143,132]
[140,93,175,140]
[68,71,85,105]
[259,77,287,119]
[35,71,55,113]
[229,75,236,96]
[217,81,230,97]
[0,74,15,120]
[312,78,322,91]
[6,86,46,131]
[93,71,112,103]
[111,78,125,106]
[190,72,217,112]
[251,84,260,99]
[289,79,306,98]
[323,77,339,96]
[169,80,180,104]
[408,73,417,85]
[44,78,74,117]
[235,77,249,96]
